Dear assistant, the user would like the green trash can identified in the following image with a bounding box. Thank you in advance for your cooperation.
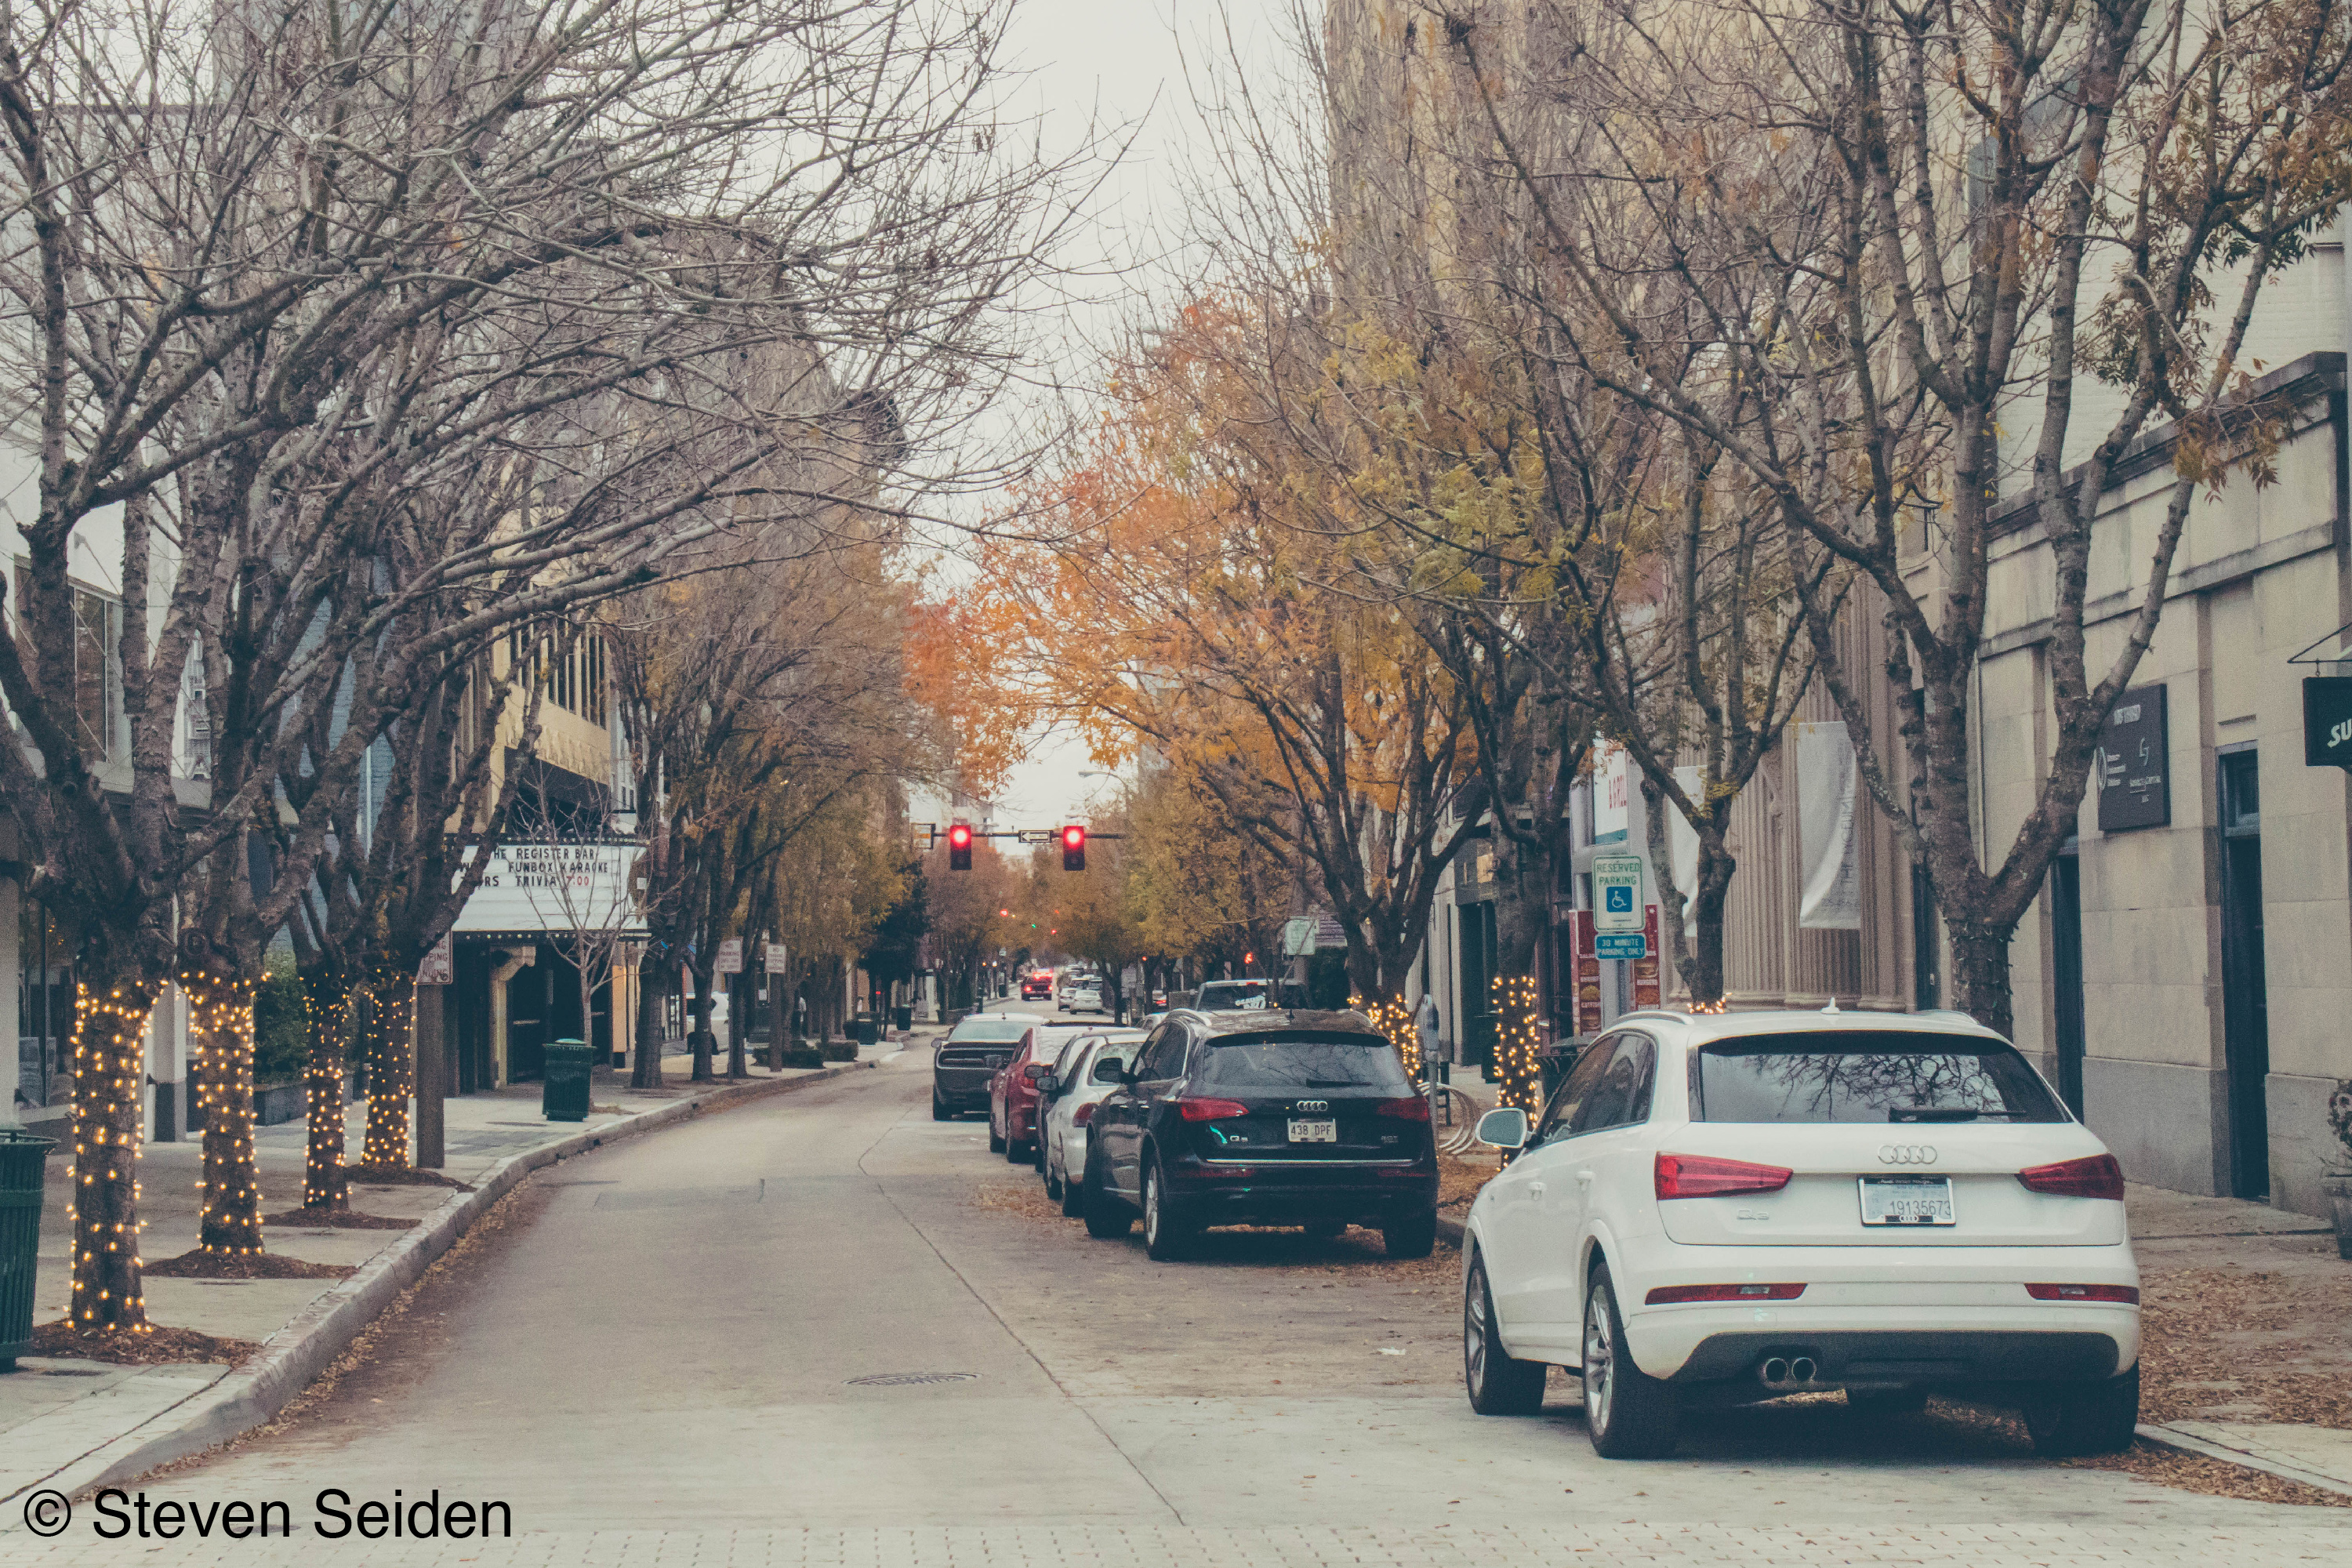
[1,1128,55,1371]
[543,1039,594,1123]
[853,1014,880,1047]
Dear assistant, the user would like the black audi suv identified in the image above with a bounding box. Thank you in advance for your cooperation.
[932,1012,1035,1120]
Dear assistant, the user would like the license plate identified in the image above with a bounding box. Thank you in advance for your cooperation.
[1860,1176,1955,1226]
[1287,1119,1337,1143]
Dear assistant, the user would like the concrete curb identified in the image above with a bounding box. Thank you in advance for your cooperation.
[20,1059,876,1503]
[2133,1422,2352,1498]
[1436,1214,1467,1250]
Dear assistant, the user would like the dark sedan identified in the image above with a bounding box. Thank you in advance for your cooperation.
[932,1013,1035,1120]
[1077,1008,1438,1260]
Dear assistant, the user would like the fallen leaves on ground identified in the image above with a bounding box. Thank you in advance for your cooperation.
[144,1249,351,1279]
[22,1321,260,1367]
[261,1207,415,1229]
[341,1164,470,1189]
[2137,1264,2352,1428]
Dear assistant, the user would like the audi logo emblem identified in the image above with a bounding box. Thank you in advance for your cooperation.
[1878,1144,1939,1165]
[1294,1100,1329,1114]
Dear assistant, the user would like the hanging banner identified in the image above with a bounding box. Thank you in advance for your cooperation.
[1668,765,1702,923]
[1592,742,1631,844]
[1796,721,1862,930]
[1632,906,1661,1009]
[1570,911,1604,1037]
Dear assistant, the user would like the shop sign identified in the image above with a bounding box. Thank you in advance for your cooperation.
[2305,677,2352,769]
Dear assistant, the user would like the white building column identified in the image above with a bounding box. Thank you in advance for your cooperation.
[144,983,187,1142]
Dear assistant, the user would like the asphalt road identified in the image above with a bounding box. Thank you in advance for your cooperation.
[23,1001,2347,1562]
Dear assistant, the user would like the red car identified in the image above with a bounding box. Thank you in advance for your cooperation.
[989,1024,1080,1163]
[1021,969,1055,1001]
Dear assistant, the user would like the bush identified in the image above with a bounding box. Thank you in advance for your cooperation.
[777,1047,826,1069]
[253,971,309,1086]
[819,1040,858,1062]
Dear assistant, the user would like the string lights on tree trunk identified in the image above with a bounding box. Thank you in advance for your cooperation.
[1357,993,1421,1080]
[361,965,415,1170]
[68,976,158,1334]
[301,972,352,1209]
[183,965,265,1258]
[1491,974,1544,1115]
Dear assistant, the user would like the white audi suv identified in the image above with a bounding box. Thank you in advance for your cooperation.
[1461,1007,2140,1459]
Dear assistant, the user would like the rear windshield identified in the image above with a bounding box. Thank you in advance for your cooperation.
[1193,981,1272,1011]
[946,1017,1030,1044]
[1194,1034,1411,1093]
[1693,1032,2066,1123]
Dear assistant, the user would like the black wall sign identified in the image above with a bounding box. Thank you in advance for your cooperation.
[2306,677,2352,770]
[2097,684,2169,832]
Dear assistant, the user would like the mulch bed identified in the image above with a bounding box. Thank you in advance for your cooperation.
[144,1249,352,1280]
[22,1320,262,1367]
[341,1164,470,1189]
[262,1207,416,1229]
[2136,1264,2352,1428]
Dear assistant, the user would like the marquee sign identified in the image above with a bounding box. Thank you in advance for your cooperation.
[451,841,648,935]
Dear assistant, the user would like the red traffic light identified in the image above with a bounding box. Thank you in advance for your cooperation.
[948,822,973,871]
[1061,823,1087,871]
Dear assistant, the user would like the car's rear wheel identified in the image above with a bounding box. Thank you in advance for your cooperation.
[1081,1152,1131,1238]
[1142,1162,1196,1261]
[1384,1210,1437,1258]
[2024,1365,2140,1456]
[1582,1265,1678,1457]
[1463,1247,1547,1415]
[1005,1134,1029,1163]
[1044,1148,1064,1200]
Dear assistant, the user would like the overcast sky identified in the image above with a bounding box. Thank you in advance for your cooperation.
[921,0,1295,832]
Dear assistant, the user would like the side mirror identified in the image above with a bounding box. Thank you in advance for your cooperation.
[1475,1107,1530,1150]
[1022,1062,1051,1082]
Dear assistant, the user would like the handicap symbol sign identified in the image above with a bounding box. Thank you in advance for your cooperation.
[1605,885,1634,913]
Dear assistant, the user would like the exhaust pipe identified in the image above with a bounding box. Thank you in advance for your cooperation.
[1791,1356,1817,1384]
[1760,1357,1790,1385]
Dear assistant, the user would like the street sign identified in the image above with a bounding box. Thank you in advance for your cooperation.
[1596,932,1648,960]
[764,942,788,975]
[1592,855,1645,935]
[716,938,744,975]
[1281,916,1317,958]
[416,935,452,985]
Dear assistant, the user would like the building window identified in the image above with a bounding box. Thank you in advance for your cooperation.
[10,564,122,761]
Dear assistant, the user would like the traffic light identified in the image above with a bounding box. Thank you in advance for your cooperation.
[948,822,973,871]
[1061,823,1087,871]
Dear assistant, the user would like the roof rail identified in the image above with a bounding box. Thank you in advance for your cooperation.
[1612,1009,1693,1025]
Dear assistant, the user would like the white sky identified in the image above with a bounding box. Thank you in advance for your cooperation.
[921,0,1296,832]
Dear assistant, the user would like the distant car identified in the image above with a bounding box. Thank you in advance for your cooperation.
[989,1023,1087,1161]
[1079,1007,1438,1260]
[931,1012,1033,1120]
[1040,1031,1145,1212]
[1022,970,1054,1001]
[1068,982,1105,1014]
[1460,1008,2140,1461]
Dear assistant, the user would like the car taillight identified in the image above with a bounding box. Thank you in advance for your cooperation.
[1177,1098,1249,1122]
[2016,1154,2125,1200]
[1643,1283,1807,1305]
[1654,1152,1795,1199]
[1374,1096,1431,1121]
[2024,1283,2140,1304]
[1073,1102,1095,1126]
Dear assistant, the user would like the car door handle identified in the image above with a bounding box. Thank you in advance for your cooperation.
[1528,1182,1544,1200]
[1576,1170,1595,1185]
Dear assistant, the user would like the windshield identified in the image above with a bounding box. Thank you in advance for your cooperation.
[1193,981,1271,1011]
[1195,1034,1411,1093]
[946,1017,1030,1044]
[1693,1032,2067,1123]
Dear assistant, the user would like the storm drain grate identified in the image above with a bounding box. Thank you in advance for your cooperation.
[844,1371,981,1388]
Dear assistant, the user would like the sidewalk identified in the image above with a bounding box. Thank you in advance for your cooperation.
[0,1029,932,1504]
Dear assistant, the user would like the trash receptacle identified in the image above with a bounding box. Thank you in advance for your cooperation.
[543,1039,594,1123]
[892,1005,913,1033]
[854,1014,880,1047]
[1,1128,54,1370]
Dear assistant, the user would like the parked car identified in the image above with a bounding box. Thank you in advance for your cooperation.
[1078,1007,1438,1260]
[989,1023,1087,1160]
[1022,969,1055,1001]
[1460,1007,2140,1461]
[1068,982,1105,1015]
[931,1011,1033,1121]
[1038,1031,1145,1214]
[1189,979,1272,1012]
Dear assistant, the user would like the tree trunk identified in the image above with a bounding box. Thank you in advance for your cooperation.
[183,965,265,1256]
[726,971,748,1080]
[1945,919,2016,1040]
[630,960,664,1091]
[361,969,414,1169]
[67,952,158,1333]
[299,966,350,1210]
[689,964,715,1082]
[1682,844,1738,1011]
